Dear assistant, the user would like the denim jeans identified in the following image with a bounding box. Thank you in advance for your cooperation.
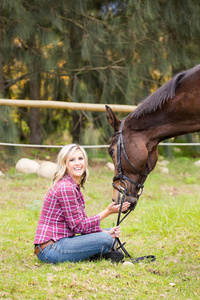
[37,231,114,264]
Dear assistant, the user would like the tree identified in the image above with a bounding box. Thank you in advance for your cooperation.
[54,0,200,143]
[0,0,68,144]
[1,0,200,147]
[0,3,19,151]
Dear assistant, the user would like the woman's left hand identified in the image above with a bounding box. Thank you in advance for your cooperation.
[107,226,121,238]
[106,202,130,214]
[99,202,130,221]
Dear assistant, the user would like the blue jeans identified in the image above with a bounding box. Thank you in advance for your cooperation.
[37,232,114,264]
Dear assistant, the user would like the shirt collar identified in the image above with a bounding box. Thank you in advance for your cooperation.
[65,173,80,189]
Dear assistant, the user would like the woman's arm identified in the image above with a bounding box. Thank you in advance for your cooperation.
[58,182,101,234]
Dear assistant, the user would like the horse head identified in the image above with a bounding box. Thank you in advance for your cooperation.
[106,105,158,211]
[106,65,200,210]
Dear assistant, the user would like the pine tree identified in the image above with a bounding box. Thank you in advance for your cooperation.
[1,0,200,146]
[53,0,200,143]
[0,0,67,144]
[0,2,19,152]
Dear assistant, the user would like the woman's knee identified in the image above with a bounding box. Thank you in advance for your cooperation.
[100,232,114,252]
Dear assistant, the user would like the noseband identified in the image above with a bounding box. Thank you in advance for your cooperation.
[112,120,147,201]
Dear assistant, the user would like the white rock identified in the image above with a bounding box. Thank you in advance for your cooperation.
[158,166,169,174]
[158,160,169,166]
[15,158,40,174]
[0,170,4,176]
[169,282,176,287]
[194,160,200,167]
[122,261,134,266]
[106,162,115,171]
[173,147,181,153]
[37,161,57,179]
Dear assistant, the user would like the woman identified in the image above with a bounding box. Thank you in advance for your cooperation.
[34,144,130,263]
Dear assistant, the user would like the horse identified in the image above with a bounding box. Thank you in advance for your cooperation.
[106,64,200,211]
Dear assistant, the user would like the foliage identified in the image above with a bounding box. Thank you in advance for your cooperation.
[158,134,200,158]
[0,157,200,299]
[0,1,200,148]
[0,106,19,155]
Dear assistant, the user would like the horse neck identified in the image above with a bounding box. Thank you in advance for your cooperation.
[131,100,200,145]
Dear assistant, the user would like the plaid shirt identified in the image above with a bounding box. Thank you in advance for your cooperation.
[34,174,101,244]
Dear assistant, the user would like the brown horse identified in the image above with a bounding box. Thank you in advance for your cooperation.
[106,64,200,211]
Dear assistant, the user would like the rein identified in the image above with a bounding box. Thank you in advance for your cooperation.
[114,186,156,264]
[112,120,156,264]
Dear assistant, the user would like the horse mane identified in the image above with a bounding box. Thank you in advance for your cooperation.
[130,69,189,119]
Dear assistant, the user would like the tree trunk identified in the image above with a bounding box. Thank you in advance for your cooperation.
[0,26,5,97]
[29,72,42,144]
[71,111,82,143]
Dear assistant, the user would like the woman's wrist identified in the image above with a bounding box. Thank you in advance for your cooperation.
[99,208,110,221]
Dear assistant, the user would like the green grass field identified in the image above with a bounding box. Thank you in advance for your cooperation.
[0,157,199,299]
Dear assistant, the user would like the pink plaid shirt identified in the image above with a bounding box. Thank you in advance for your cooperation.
[34,174,101,245]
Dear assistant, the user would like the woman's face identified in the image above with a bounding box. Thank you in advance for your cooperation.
[67,149,86,184]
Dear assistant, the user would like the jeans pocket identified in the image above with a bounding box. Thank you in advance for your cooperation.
[37,244,55,263]
[44,256,56,264]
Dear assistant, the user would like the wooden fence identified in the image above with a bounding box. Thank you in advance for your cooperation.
[0,99,137,113]
[1,99,200,148]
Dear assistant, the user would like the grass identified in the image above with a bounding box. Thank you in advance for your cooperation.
[0,157,200,299]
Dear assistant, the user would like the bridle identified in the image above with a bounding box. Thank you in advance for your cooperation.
[111,119,148,227]
[110,121,156,263]
[112,119,147,208]
[111,120,152,261]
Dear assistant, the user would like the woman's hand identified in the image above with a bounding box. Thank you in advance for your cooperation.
[98,201,130,221]
[107,226,121,238]
[106,202,130,214]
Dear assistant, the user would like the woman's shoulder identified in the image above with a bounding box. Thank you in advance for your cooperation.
[55,175,76,191]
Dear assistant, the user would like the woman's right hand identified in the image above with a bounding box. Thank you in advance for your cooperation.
[107,226,121,238]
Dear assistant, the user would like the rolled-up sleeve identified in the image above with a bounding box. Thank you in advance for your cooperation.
[57,181,101,234]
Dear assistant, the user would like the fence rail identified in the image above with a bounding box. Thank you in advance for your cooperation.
[0,99,136,112]
[1,99,199,149]
[1,142,200,148]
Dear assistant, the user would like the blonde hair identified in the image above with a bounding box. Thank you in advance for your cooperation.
[52,144,89,188]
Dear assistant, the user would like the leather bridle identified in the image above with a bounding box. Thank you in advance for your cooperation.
[110,122,156,263]
[112,120,147,204]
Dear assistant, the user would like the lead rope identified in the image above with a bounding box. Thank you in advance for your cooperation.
[113,190,132,257]
[113,193,156,264]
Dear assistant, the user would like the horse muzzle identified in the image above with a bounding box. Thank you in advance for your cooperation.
[113,193,138,212]
[124,195,138,210]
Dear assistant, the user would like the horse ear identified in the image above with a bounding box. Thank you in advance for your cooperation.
[105,105,121,131]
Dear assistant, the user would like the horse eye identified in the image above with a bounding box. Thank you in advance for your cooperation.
[109,149,114,157]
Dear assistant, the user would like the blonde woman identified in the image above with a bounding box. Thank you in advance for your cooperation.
[34,144,130,263]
